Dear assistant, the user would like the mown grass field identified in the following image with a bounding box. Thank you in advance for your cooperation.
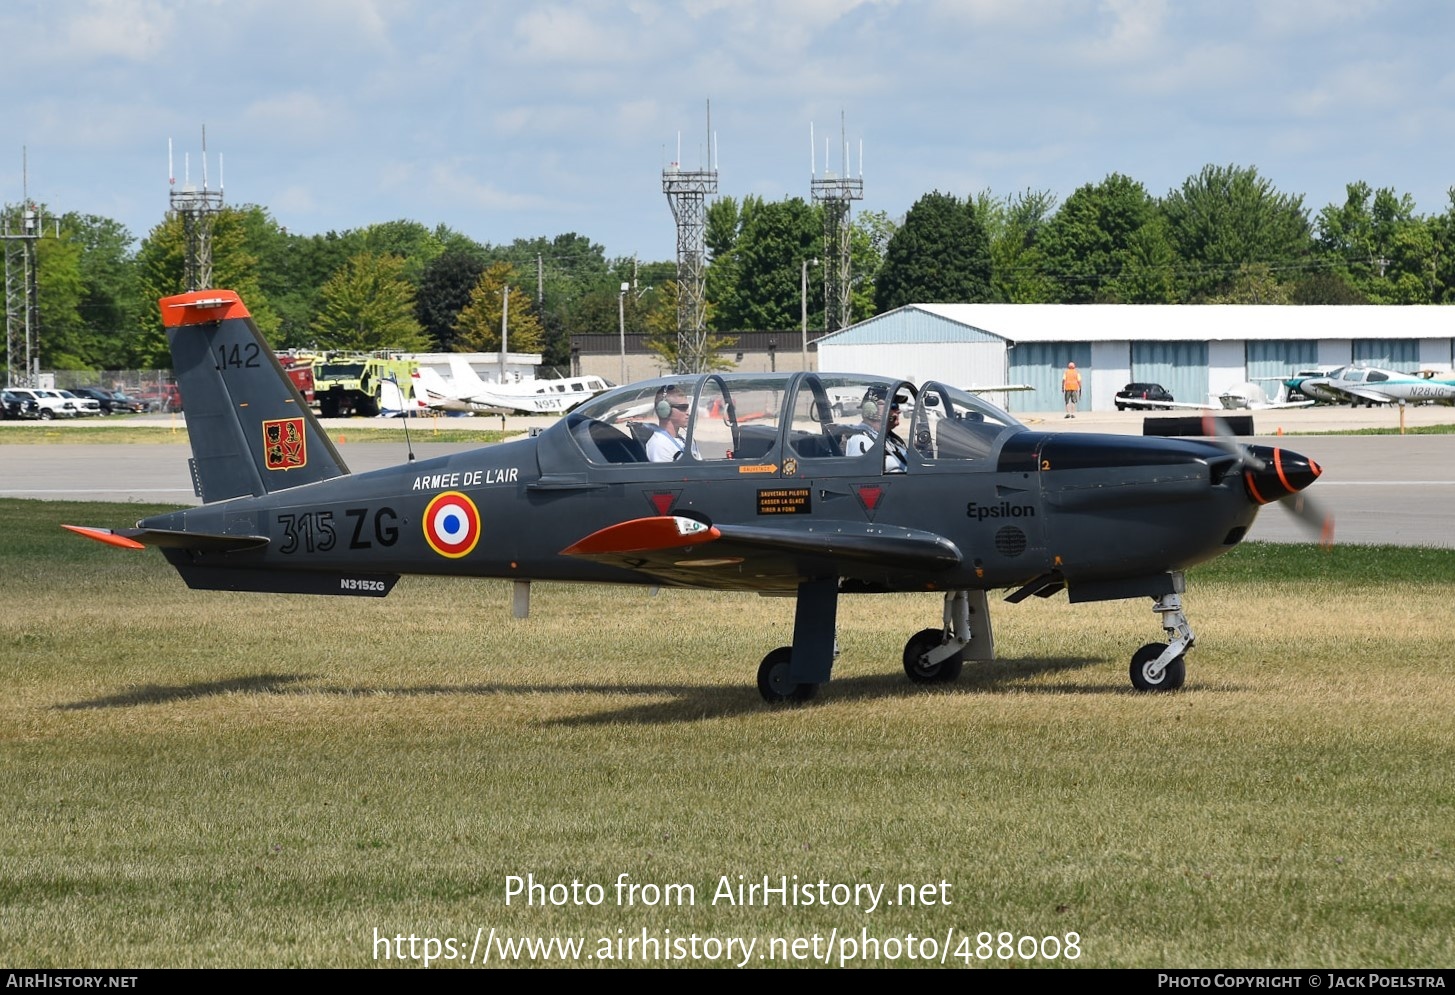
[1,499,1451,968]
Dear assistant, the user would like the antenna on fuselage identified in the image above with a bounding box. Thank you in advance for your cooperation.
[386,373,417,462]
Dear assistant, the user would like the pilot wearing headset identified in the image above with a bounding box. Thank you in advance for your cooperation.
[844,386,908,472]
[645,385,700,462]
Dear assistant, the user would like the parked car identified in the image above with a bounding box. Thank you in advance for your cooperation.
[52,389,102,416]
[71,387,146,415]
[6,388,77,419]
[1114,382,1175,410]
[136,383,183,413]
[1,389,39,419]
[110,389,150,413]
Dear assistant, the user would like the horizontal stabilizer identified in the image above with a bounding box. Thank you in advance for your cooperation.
[63,524,269,553]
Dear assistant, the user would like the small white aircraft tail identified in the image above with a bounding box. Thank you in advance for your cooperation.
[377,375,428,417]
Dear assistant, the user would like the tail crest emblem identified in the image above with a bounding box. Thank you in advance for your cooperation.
[263,418,308,470]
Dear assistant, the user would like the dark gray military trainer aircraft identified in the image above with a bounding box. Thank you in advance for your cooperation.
[67,290,1330,702]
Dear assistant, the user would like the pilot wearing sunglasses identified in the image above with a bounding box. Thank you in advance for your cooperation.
[646,385,700,462]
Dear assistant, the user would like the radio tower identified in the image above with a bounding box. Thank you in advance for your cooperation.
[810,114,863,333]
[169,128,224,291]
[3,148,54,387]
[661,102,718,374]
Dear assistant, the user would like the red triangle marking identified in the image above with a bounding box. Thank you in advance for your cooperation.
[856,485,883,511]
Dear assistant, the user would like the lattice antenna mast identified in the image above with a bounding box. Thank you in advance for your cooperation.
[168,127,225,291]
[661,101,718,373]
[809,113,864,333]
[3,148,56,387]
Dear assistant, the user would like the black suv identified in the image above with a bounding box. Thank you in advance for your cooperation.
[1,389,38,419]
[1114,383,1175,410]
[71,386,146,415]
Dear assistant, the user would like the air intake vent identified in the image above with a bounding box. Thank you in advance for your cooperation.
[995,526,1027,557]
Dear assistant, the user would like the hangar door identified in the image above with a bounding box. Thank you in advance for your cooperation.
[1247,340,1317,381]
[1131,341,1208,407]
[1008,342,1092,412]
[1353,339,1418,370]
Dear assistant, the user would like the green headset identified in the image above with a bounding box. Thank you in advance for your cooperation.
[655,387,679,420]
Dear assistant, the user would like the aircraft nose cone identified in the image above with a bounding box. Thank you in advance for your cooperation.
[1243,446,1322,504]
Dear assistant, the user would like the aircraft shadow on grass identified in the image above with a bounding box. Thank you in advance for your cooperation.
[53,673,311,710]
[51,656,1136,724]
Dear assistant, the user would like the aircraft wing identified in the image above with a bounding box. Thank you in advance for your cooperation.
[562,515,962,591]
[1333,385,1393,404]
[1258,399,1316,409]
[1119,398,1211,411]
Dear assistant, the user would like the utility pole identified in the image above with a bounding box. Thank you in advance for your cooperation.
[3,148,56,387]
[499,285,510,384]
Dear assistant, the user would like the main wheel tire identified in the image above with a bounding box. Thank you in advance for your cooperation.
[757,647,818,703]
[1130,642,1186,691]
[903,627,964,684]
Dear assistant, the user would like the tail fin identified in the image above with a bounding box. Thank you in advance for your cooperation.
[161,290,349,502]
[448,354,489,390]
[414,364,451,399]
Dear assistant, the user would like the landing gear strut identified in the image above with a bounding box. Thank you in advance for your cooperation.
[757,577,838,703]
[901,590,994,684]
[1129,586,1193,691]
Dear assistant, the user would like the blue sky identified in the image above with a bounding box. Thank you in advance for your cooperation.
[3,0,1451,261]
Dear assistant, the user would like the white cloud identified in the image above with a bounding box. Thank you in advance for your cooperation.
[63,0,176,62]
[241,92,347,146]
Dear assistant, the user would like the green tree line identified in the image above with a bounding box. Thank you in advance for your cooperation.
[5,162,1454,376]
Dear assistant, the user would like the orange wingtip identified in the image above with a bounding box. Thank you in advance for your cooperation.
[562,516,721,556]
[159,289,250,328]
[62,525,146,550]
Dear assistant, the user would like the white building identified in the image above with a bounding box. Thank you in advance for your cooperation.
[815,304,1455,412]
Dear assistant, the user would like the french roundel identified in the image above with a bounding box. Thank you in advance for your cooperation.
[422,491,481,558]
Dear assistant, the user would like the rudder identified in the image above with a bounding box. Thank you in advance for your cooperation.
[161,289,349,502]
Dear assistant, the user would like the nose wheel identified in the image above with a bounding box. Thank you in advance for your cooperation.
[1129,586,1192,691]
[1130,642,1186,691]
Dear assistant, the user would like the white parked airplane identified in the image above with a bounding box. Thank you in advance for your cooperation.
[1215,382,1316,411]
[413,359,611,415]
[1117,383,1314,412]
[1287,365,1455,407]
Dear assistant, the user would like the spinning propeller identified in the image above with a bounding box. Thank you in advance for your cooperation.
[1200,414,1334,546]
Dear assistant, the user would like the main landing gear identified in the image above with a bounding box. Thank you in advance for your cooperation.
[756,648,818,703]
[901,590,993,683]
[756,587,995,703]
[1129,589,1193,691]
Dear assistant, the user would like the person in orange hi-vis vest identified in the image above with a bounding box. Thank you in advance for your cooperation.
[1062,362,1082,418]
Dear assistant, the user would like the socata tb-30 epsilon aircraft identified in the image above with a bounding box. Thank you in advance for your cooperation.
[67,290,1330,702]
